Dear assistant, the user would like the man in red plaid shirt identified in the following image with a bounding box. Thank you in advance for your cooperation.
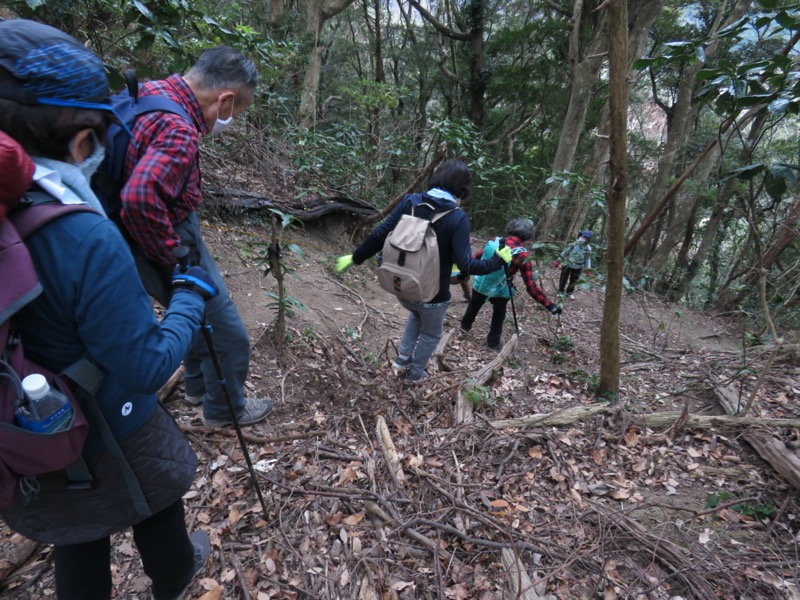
[120,47,273,428]
[460,218,562,348]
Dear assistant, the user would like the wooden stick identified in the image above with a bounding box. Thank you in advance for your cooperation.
[157,365,185,403]
[376,416,406,484]
[501,548,551,600]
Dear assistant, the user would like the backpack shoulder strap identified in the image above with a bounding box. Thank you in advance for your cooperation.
[11,195,98,240]
[430,207,458,223]
[133,94,190,122]
[410,201,436,217]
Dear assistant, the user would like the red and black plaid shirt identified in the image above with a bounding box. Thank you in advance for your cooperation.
[120,75,207,266]
[474,235,552,308]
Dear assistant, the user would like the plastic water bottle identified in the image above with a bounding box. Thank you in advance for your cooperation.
[15,374,73,433]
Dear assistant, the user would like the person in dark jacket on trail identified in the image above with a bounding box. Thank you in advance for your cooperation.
[461,218,562,348]
[554,230,593,299]
[0,20,213,600]
[335,159,512,381]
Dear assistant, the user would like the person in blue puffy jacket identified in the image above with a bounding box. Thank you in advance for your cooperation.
[0,20,214,600]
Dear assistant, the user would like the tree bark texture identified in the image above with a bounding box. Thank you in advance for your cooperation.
[560,0,667,240]
[598,0,628,397]
[539,0,608,236]
[624,0,753,261]
[298,0,358,128]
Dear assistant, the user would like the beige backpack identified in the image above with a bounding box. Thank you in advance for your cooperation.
[377,202,456,302]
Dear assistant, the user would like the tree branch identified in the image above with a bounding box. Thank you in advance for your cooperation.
[407,0,471,41]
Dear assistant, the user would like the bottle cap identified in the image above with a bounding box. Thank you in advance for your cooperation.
[21,373,51,401]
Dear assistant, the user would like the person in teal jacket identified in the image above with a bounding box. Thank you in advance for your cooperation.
[555,230,593,299]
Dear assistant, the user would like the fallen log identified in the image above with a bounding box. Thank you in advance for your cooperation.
[376,416,406,485]
[706,378,743,415]
[0,533,38,583]
[490,406,800,431]
[742,430,800,491]
[157,365,185,404]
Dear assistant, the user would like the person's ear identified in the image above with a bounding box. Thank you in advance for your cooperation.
[217,91,236,115]
[67,128,95,164]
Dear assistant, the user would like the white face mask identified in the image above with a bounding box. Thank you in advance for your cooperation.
[73,131,105,182]
[211,98,235,135]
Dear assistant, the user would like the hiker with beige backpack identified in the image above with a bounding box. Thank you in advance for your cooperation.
[336,159,512,382]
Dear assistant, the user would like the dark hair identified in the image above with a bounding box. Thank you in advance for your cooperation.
[429,159,473,200]
[506,218,535,241]
[0,69,108,159]
[185,47,258,95]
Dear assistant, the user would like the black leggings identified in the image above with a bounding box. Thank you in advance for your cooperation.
[559,267,582,294]
[54,500,194,600]
[461,290,509,347]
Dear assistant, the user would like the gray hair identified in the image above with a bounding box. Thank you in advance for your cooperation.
[185,46,258,92]
[506,218,534,241]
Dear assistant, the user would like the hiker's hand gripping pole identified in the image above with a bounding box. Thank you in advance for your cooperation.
[173,247,269,517]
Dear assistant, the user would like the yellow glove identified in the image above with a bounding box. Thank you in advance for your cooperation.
[336,254,354,272]
[496,246,513,264]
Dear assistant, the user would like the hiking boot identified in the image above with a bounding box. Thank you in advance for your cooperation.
[202,397,273,427]
[487,338,501,349]
[391,356,413,372]
[184,393,204,406]
[404,370,428,382]
[151,531,210,600]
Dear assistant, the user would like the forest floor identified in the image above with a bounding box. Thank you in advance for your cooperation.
[2,208,800,600]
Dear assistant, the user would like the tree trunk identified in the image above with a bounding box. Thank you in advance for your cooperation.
[718,194,800,310]
[407,0,487,127]
[645,144,720,277]
[561,0,667,240]
[624,0,753,261]
[598,0,627,397]
[539,0,608,236]
[298,0,358,129]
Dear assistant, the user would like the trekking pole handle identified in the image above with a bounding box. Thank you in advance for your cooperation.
[173,246,190,272]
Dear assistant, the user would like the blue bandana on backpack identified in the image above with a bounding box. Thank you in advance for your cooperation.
[472,237,525,299]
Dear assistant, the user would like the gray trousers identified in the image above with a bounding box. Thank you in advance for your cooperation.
[134,212,249,421]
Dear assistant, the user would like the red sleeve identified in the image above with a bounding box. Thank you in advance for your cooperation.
[511,252,551,307]
[120,117,199,266]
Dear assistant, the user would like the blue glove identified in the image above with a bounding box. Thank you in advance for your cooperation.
[172,265,218,301]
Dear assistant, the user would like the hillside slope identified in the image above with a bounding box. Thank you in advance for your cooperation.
[2,210,798,600]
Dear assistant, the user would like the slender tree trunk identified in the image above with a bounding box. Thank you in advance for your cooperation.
[599,0,627,397]
[539,0,608,236]
[665,109,765,301]
[718,194,800,310]
[563,0,667,239]
[624,0,753,259]
[298,0,358,129]
[646,144,720,276]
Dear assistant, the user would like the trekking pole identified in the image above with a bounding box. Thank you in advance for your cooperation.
[499,239,520,334]
[173,247,269,516]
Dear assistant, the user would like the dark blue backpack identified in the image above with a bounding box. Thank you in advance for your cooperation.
[92,71,190,223]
